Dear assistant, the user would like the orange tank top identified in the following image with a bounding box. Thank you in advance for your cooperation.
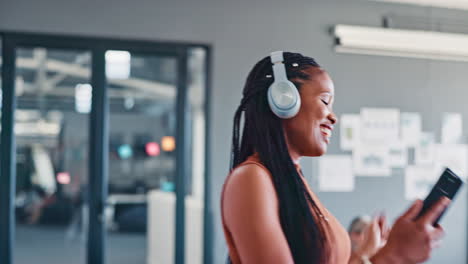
[221,154,351,263]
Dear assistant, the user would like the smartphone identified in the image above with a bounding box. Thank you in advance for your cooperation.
[417,168,464,225]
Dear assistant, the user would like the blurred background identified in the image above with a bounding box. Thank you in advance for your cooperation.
[1,0,468,263]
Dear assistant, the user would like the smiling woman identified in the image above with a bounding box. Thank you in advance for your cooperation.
[221,51,451,264]
[221,52,346,264]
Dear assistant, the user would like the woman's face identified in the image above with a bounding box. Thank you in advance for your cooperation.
[283,67,337,157]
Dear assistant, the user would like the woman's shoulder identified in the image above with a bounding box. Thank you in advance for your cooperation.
[224,153,271,191]
[227,161,272,190]
[222,161,279,225]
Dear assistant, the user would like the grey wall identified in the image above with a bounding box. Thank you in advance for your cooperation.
[2,0,468,263]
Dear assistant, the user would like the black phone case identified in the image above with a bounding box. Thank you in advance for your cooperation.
[417,168,463,225]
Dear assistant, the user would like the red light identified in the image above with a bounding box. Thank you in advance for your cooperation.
[57,172,71,185]
[145,142,160,156]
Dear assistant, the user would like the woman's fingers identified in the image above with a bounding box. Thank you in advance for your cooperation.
[401,199,424,220]
[430,224,445,242]
[377,213,389,240]
[417,197,450,225]
[364,218,379,240]
[430,226,444,249]
[377,213,385,231]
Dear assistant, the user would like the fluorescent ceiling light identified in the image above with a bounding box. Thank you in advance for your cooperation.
[334,24,468,62]
[75,83,92,114]
[370,0,468,10]
[106,50,131,79]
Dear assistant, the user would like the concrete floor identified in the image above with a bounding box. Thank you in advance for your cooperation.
[15,224,146,264]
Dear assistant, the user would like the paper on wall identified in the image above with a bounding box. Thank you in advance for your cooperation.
[389,141,408,168]
[405,165,442,200]
[353,145,391,177]
[318,155,354,192]
[414,132,436,165]
[361,108,400,145]
[434,144,468,179]
[340,114,361,151]
[400,112,422,147]
[441,113,463,144]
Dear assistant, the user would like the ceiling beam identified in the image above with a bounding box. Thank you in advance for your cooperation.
[0,57,176,99]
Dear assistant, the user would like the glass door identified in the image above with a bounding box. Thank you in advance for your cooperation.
[105,49,206,264]
[0,32,210,264]
[105,50,179,264]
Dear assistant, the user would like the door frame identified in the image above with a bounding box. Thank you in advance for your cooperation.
[0,31,212,264]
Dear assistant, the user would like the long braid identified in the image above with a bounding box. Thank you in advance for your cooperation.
[230,58,272,168]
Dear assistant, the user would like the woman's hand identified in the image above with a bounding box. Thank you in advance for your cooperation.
[355,214,388,258]
[371,197,450,264]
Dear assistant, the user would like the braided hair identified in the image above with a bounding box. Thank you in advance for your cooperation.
[229,52,329,263]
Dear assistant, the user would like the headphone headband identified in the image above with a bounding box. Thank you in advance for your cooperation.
[270,51,288,82]
[270,51,284,64]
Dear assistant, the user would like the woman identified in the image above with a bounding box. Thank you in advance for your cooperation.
[221,51,449,264]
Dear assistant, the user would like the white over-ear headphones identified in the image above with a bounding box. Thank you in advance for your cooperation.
[267,51,301,119]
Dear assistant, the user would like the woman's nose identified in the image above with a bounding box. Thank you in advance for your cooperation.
[328,112,338,125]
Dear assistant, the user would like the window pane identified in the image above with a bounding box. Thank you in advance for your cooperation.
[14,47,91,264]
[106,51,177,264]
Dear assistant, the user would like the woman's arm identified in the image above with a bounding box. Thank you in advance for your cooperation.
[370,198,449,264]
[348,198,448,264]
[223,164,294,264]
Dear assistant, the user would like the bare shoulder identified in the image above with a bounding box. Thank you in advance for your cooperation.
[223,163,279,226]
[222,164,294,263]
[226,163,274,193]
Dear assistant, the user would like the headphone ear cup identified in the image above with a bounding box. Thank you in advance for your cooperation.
[267,80,301,119]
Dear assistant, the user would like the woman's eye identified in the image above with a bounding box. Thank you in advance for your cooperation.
[321,99,329,106]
